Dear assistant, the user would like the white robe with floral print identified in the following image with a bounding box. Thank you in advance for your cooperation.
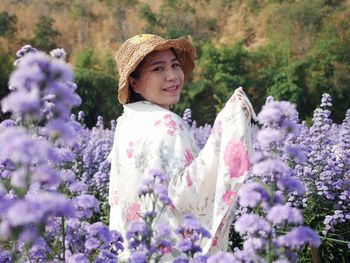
[108,87,255,259]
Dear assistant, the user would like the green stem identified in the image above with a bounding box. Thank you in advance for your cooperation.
[61,216,66,261]
[266,234,273,263]
[11,237,18,262]
[24,244,33,263]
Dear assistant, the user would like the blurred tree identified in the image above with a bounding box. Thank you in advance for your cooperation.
[99,0,139,42]
[0,11,17,39]
[173,40,251,125]
[74,49,121,127]
[139,0,217,49]
[0,53,14,122]
[70,0,97,44]
[29,16,60,51]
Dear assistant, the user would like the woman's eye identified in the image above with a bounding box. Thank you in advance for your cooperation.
[153,67,163,71]
[172,63,180,68]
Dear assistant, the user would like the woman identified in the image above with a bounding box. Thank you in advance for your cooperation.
[108,34,255,258]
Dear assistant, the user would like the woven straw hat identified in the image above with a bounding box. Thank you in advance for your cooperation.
[115,34,196,104]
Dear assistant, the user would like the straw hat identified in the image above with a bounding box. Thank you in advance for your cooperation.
[115,34,196,104]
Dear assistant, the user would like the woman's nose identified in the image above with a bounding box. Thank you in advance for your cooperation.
[165,69,178,81]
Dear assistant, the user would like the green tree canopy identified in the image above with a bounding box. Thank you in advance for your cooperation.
[0,11,17,39]
[29,16,60,52]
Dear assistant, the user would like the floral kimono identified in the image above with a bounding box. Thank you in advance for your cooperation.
[108,87,255,258]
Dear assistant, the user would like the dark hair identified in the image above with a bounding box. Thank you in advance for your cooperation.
[127,87,145,103]
[127,59,146,103]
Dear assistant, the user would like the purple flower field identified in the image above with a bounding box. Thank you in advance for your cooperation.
[0,47,349,262]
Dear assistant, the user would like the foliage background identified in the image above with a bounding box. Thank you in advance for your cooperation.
[0,0,349,126]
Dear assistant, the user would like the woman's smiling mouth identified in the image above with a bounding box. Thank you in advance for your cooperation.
[163,85,179,93]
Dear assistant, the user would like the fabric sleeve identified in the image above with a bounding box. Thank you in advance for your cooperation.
[108,125,119,207]
[165,87,255,250]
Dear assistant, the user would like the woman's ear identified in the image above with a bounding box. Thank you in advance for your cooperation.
[129,77,139,93]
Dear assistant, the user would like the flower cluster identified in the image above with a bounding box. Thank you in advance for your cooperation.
[0,46,122,262]
[232,98,321,262]
[126,169,174,262]
[174,214,211,262]
[1,45,349,262]
[182,108,212,149]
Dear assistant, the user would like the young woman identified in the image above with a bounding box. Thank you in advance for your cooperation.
[108,34,255,258]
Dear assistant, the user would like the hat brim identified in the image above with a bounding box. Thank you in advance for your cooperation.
[117,37,196,105]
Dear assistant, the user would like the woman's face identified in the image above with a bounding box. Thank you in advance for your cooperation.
[129,49,185,110]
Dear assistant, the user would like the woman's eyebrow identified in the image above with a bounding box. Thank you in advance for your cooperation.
[150,58,179,66]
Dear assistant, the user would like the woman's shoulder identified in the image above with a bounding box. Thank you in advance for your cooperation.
[120,101,191,139]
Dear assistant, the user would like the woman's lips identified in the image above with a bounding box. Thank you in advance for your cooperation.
[163,85,179,93]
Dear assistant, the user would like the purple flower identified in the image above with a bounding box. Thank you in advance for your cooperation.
[252,158,290,176]
[191,255,209,263]
[67,253,89,263]
[267,205,303,226]
[88,222,111,243]
[234,214,271,237]
[238,182,270,208]
[207,251,236,262]
[73,194,100,218]
[31,164,60,187]
[0,127,59,165]
[95,249,118,262]
[256,128,283,146]
[126,221,151,241]
[277,226,321,249]
[182,108,192,126]
[3,51,80,124]
[44,119,77,145]
[321,93,332,107]
[85,237,100,250]
[0,119,17,129]
[258,106,283,124]
[273,260,290,263]
[156,223,172,237]
[277,177,305,195]
[149,169,169,183]
[78,111,85,122]
[130,250,148,263]
[284,145,306,163]
[50,48,67,60]
[176,214,211,239]
[14,45,38,66]
[191,122,212,149]
[5,192,73,228]
[257,101,298,128]
[137,177,154,196]
[177,238,201,254]
[173,258,189,263]
[69,181,88,193]
[243,237,266,251]
[16,45,37,58]
[0,250,11,262]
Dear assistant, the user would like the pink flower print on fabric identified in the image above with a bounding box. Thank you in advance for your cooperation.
[184,148,195,167]
[230,95,238,103]
[185,171,193,187]
[154,119,161,126]
[222,190,236,207]
[113,191,119,206]
[212,119,222,137]
[125,202,140,223]
[163,114,177,136]
[211,235,219,246]
[223,140,250,178]
[126,142,134,158]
